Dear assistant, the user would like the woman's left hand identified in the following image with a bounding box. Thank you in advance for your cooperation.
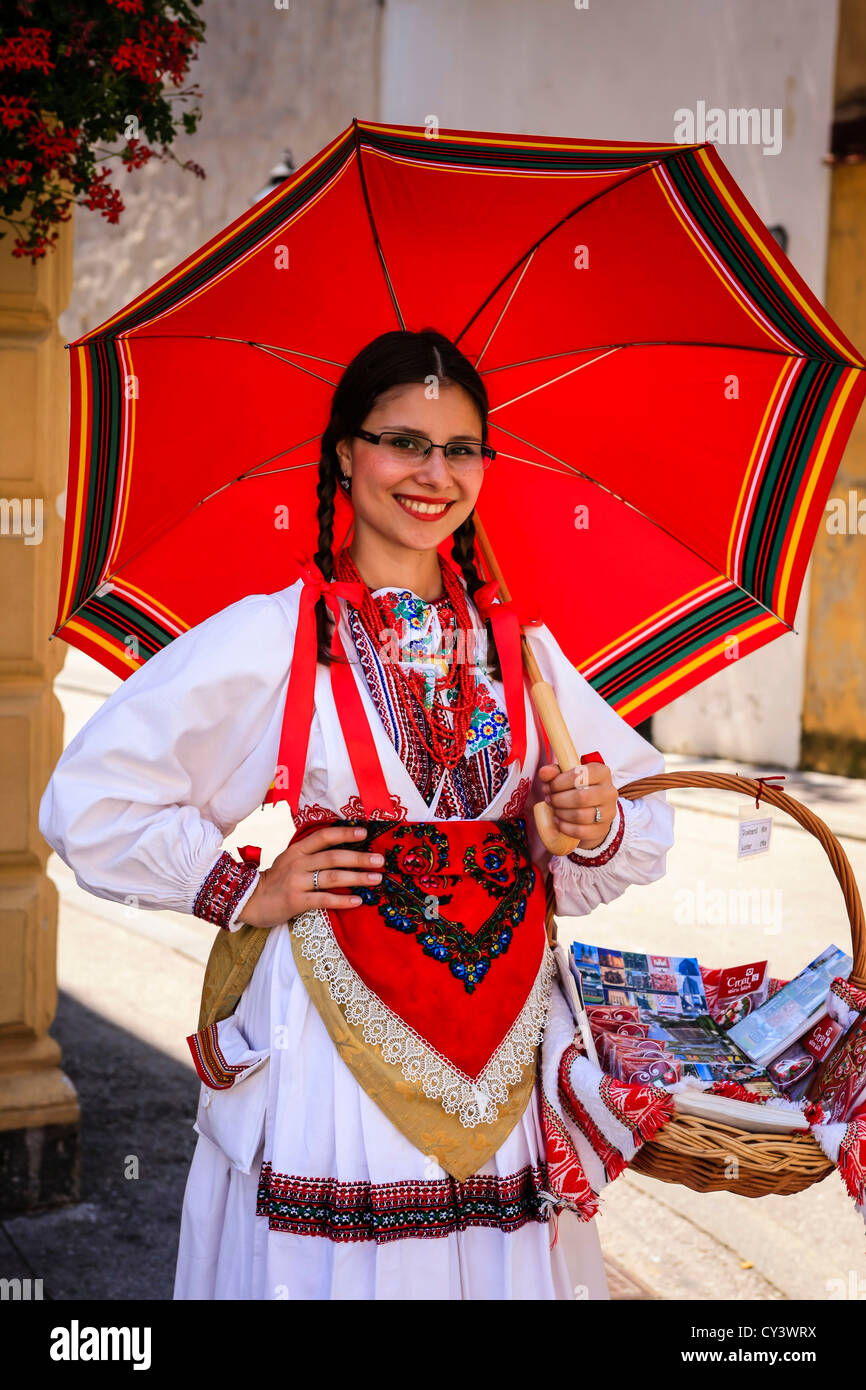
[536,760,618,849]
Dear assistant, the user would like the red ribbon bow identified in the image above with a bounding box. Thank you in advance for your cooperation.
[271,554,391,818]
[474,580,542,772]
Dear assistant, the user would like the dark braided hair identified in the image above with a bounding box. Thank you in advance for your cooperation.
[313,327,502,681]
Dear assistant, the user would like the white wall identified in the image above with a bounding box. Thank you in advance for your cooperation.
[380,0,841,767]
[61,0,383,346]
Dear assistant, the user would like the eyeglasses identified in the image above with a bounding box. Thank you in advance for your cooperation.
[353,428,496,470]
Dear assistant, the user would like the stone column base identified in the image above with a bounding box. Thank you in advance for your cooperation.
[0,1119,80,1218]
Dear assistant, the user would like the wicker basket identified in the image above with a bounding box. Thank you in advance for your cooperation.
[567,770,866,1199]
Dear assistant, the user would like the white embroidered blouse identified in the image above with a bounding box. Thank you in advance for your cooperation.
[38,575,675,931]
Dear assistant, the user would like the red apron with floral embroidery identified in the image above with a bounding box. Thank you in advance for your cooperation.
[290,817,547,1082]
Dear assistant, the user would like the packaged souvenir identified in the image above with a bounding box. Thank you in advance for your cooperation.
[585,1003,640,1029]
[727,945,853,1066]
[807,1010,866,1122]
[802,1014,844,1061]
[616,1051,682,1086]
[701,960,769,1029]
[766,1043,816,1097]
[570,937,774,1089]
[599,1033,664,1071]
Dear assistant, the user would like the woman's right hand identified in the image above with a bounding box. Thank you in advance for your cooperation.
[239,825,384,928]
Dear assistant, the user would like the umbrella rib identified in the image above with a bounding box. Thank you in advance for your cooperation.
[488,420,797,635]
[488,347,622,412]
[246,341,343,386]
[353,117,406,330]
[474,253,537,369]
[52,447,322,636]
[68,334,348,368]
[453,146,693,348]
[481,339,849,373]
[68,333,348,387]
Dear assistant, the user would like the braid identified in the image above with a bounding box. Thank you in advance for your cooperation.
[450,513,502,682]
[313,461,349,665]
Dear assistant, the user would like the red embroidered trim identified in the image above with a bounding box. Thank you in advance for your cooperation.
[339,792,408,822]
[539,1088,598,1219]
[831,978,866,1013]
[597,1073,675,1145]
[565,799,625,867]
[256,1161,551,1243]
[289,795,409,832]
[186,1021,259,1089]
[558,1043,626,1181]
[706,1080,768,1105]
[503,776,531,818]
[192,851,258,930]
[838,1117,866,1205]
[293,802,340,831]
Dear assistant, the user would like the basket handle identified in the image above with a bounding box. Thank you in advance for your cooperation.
[616,770,866,989]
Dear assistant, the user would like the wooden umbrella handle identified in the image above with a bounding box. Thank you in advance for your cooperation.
[473,515,583,855]
[524,642,585,855]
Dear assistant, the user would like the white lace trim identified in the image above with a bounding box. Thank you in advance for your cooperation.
[291,908,556,1129]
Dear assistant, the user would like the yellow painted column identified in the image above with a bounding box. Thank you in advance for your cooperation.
[801,0,866,776]
[0,204,80,1213]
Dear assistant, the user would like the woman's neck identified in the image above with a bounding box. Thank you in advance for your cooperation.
[345,533,443,601]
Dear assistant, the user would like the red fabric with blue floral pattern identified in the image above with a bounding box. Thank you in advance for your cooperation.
[290,818,547,1080]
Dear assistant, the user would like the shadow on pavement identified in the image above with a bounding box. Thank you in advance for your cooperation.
[2,990,200,1301]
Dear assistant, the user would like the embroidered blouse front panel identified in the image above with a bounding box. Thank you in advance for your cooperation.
[344,586,514,821]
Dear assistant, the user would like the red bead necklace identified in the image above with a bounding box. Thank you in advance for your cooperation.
[333,546,481,769]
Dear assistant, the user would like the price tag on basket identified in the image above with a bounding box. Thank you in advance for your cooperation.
[737,806,773,857]
[736,774,784,858]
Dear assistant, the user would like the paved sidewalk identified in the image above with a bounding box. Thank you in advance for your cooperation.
[4,650,865,1300]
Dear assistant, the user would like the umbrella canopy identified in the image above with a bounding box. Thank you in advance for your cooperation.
[55,117,865,728]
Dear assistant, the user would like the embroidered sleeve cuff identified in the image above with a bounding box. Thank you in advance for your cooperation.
[192,851,260,931]
[564,798,625,866]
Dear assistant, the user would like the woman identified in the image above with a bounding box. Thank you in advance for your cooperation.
[39,327,674,1301]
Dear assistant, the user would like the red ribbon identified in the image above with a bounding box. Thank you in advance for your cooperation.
[474,581,541,771]
[273,555,392,818]
[753,773,786,809]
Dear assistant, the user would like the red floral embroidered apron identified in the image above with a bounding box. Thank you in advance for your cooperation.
[291,817,548,1086]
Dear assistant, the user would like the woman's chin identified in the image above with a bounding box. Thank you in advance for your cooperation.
[363,511,471,551]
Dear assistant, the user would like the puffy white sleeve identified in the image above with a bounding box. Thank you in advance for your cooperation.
[522,622,675,917]
[38,590,297,931]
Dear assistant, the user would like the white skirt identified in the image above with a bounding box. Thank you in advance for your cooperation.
[173,921,610,1301]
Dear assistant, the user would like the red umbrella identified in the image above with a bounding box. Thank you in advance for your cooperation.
[54,116,865,743]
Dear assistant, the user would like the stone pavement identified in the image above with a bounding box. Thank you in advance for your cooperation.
[4,651,866,1300]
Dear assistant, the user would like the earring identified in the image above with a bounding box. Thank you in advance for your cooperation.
[339,471,352,493]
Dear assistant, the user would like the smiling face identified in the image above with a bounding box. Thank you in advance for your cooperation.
[335,381,486,558]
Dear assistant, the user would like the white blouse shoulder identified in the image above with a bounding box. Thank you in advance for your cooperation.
[39,582,303,926]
